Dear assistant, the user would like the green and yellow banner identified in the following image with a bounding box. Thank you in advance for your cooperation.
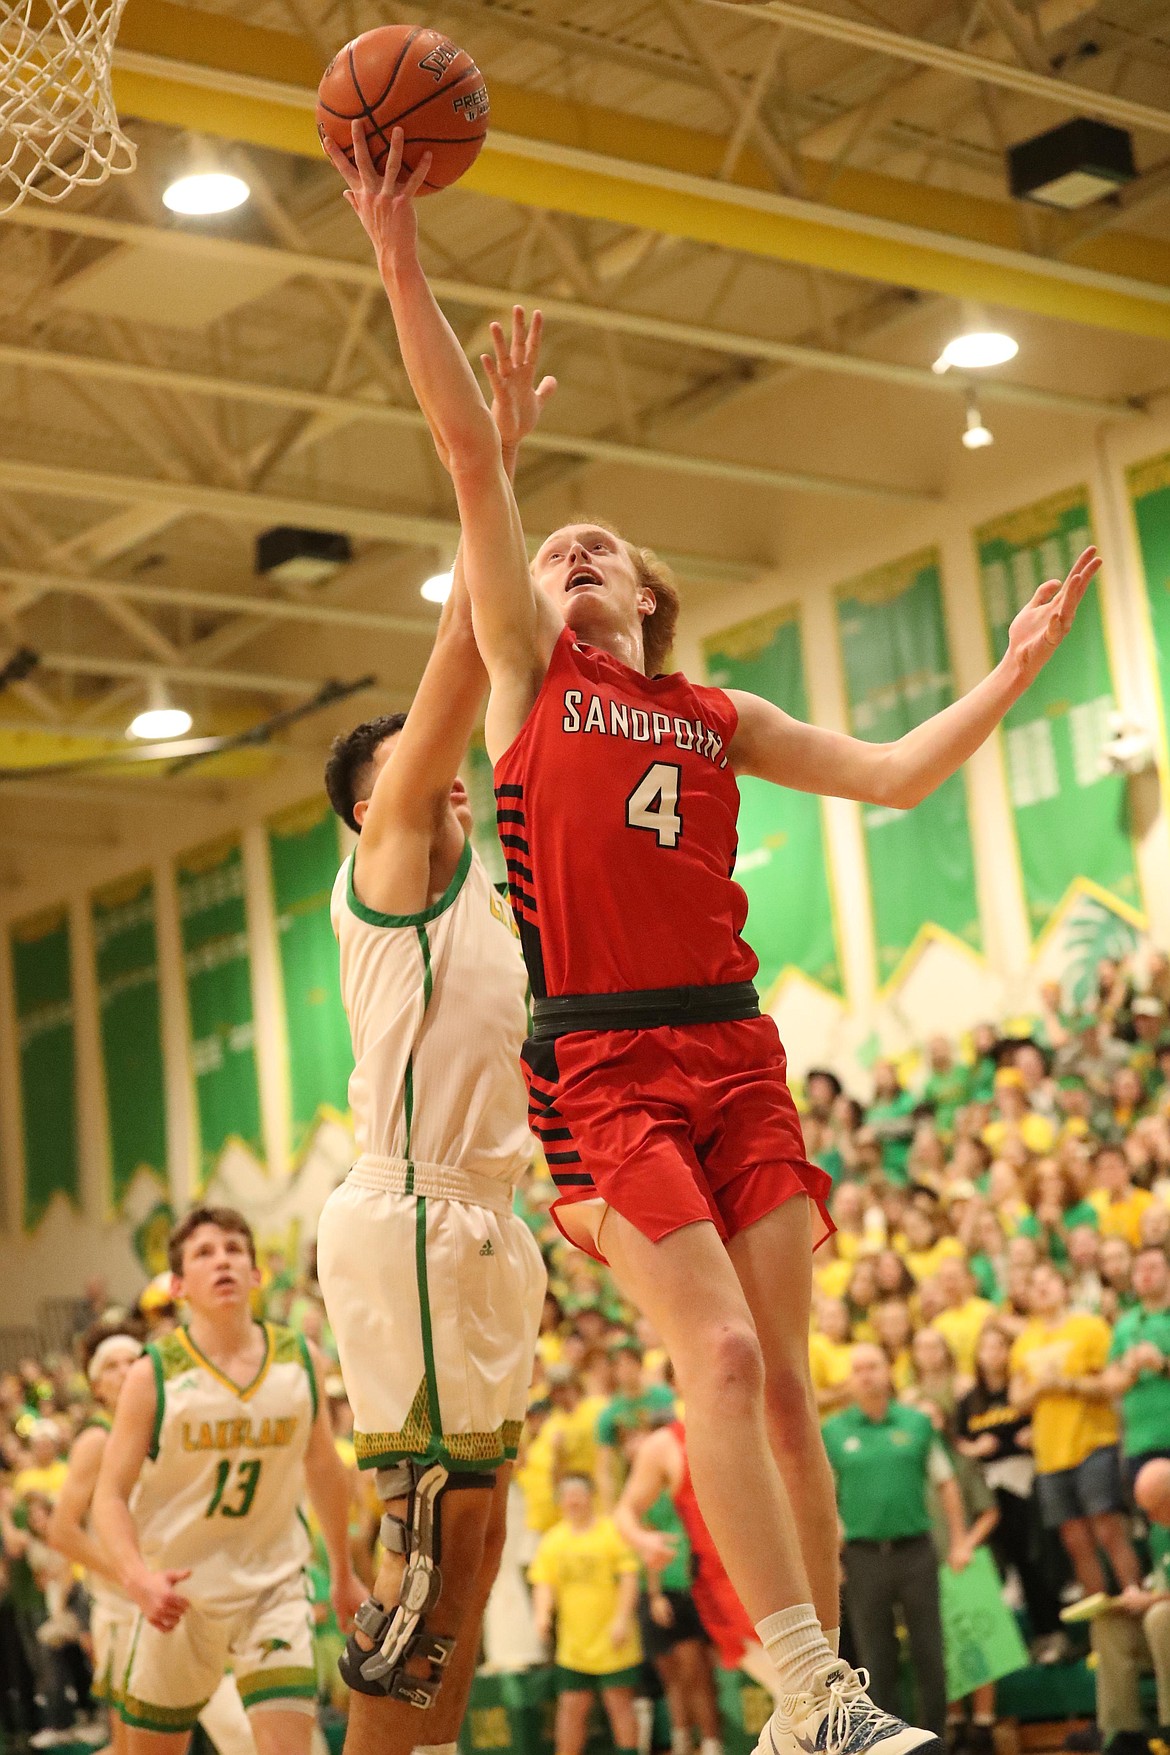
[836,548,981,987]
[11,906,79,1231]
[268,799,351,1156]
[1128,451,1170,786]
[704,606,842,998]
[976,489,1140,942]
[177,835,262,1184]
[92,872,167,1211]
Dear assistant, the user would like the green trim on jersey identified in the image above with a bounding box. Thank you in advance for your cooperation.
[353,1384,524,1474]
[296,1333,318,1422]
[416,1198,441,1438]
[146,1345,166,1461]
[236,1665,317,1707]
[271,1326,304,1367]
[151,1330,193,1382]
[83,1410,113,1434]
[345,835,472,928]
[177,1320,274,1400]
[120,1692,206,1733]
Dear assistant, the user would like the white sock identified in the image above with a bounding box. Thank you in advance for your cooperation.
[699,1739,723,1755]
[826,1627,840,1657]
[756,1605,836,1697]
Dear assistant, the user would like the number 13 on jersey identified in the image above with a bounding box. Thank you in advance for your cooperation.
[626,763,683,848]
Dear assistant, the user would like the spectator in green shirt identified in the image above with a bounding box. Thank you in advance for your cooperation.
[824,1345,969,1739]
[595,1342,676,1507]
[867,1062,917,1186]
[920,1037,972,1141]
[1104,1246,1170,1490]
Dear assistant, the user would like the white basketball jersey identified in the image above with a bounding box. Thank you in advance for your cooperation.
[131,1323,313,1610]
[332,838,531,1184]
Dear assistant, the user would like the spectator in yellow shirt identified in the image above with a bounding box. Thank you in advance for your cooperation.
[1010,1262,1141,1596]
[1088,1144,1154,1250]
[809,1298,855,1418]
[11,1421,68,1504]
[544,1365,608,1483]
[930,1257,996,1376]
[983,1068,1058,1157]
[898,1203,965,1286]
[530,1475,642,1755]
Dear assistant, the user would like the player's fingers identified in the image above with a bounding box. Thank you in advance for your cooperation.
[321,133,360,189]
[350,120,379,191]
[510,303,526,365]
[480,353,500,384]
[525,308,544,364]
[400,149,432,201]
[1032,578,1062,606]
[489,320,509,370]
[535,374,558,406]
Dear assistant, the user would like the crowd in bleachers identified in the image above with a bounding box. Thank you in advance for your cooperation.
[7,946,1170,1751]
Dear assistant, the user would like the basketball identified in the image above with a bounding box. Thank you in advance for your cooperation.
[316,24,489,194]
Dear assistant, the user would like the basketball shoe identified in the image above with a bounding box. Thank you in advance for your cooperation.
[754,1661,942,1755]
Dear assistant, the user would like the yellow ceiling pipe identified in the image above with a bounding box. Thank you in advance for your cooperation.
[111,0,1170,340]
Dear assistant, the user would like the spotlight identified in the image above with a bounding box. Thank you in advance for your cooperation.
[128,679,192,740]
[163,171,251,216]
[962,401,994,450]
[420,570,454,605]
[934,329,1018,373]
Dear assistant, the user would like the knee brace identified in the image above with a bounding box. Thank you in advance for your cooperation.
[340,1459,495,1706]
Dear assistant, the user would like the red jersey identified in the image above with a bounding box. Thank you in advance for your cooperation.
[669,1419,754,1669]
[493,629,758,998]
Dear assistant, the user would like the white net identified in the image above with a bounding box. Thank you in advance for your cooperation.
[0,0,135,214]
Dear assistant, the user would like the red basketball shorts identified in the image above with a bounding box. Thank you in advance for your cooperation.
[520,1014,833,1263]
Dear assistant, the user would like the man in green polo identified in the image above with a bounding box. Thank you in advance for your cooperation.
[824,1345,968,1740]
[1104,1246,1170,1489]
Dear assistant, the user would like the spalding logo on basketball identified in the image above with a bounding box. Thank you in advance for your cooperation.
[316,24,489,193]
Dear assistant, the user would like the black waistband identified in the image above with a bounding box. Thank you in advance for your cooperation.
[530,981,760,1041]
[844,1534,932,1552]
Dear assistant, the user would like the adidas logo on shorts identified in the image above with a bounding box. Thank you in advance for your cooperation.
[479,1240,494,1257]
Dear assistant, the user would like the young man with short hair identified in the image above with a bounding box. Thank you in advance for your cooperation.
[93,1206,364,1755]
[313,305,553,1755]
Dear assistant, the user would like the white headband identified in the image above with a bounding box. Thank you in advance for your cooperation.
[87,1335,143,1384]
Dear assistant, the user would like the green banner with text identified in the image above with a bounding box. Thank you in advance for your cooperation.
[464,739,506,888]
[836,549,981,987]
[11,907,79,1231]
[93,872,167,1211]
[1128,451,1170,790]
[268,799,352,1156]
[703,607,841,997]
[976,489,1140,941]
[177,836,262,1184]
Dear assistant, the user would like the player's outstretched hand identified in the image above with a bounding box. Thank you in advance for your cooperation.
[322,122,432,270]
[1007,545,1100,683]
[482,306,557,454]
[133,1566,191,1632]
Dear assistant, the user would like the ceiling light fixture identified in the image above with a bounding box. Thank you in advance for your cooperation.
[962,400,994,450]
[163,171,250,216]
[128,678,192,740]
[934,328,1019,373]
[420,570,454,605]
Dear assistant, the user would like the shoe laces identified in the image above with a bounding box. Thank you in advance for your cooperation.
[818,1666,900,1755]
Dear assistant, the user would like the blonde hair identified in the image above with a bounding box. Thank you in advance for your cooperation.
[570,517,681,675]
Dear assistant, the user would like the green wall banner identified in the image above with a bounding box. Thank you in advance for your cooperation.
[703,606,842,998]
[836,548,982,987]
[268,799,352,1156]
[464,739,506,888]
[177,835,263,1184]
[11,906,79,1231]
[1128,451,1170,788]
[976,489,1141,942]
[92,872,167,1211]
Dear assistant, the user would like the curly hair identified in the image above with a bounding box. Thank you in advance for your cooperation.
[324,712,408,834]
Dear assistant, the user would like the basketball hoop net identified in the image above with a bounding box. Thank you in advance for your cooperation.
[0,0,136,214]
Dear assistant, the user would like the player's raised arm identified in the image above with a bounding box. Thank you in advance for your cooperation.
[354,307,555,915]
[730,546,1099,808]
[92,1357,190,1631]
[323,123,560,715]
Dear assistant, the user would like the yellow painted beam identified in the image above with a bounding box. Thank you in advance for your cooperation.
[111,0,1170,339]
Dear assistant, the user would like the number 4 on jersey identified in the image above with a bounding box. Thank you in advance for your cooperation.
[626,763,683,848]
